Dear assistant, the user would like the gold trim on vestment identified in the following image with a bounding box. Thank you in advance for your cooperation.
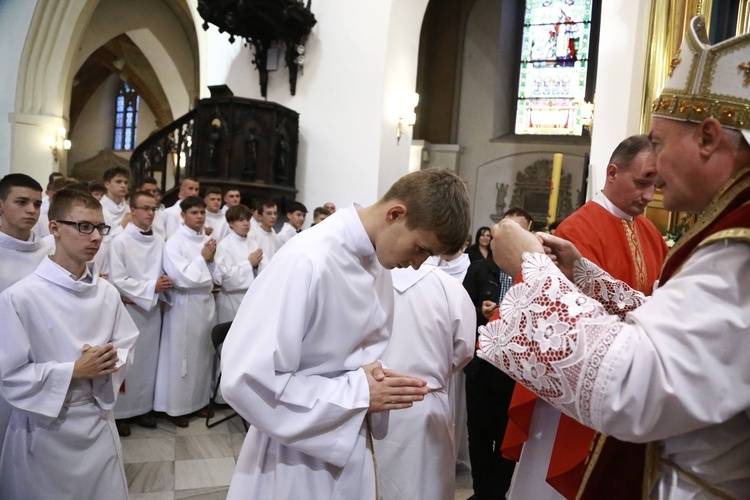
[695,225,750,249]
[575,433,607,500]
[660,458,740,499]
[622,220,649,292]
[643,441,663,499]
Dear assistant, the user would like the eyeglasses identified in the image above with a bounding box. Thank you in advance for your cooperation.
[55,220,111,235]
[132,206,157,213]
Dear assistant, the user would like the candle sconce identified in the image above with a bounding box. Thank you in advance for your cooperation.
[47,127,71,163]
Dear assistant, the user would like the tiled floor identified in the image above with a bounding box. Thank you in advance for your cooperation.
[121,406,475,499]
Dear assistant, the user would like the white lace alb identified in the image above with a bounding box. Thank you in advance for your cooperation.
[477,253,644,427]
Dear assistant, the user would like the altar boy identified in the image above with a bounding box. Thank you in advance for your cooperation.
[0,189,138,499]
[221,169,472,499]
[0,174,55,459]
[110,190,173,436]
[155,196,221,427]
[95,166,131,275]
[215,204,265,323]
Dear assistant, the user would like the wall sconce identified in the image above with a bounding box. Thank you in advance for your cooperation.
[47,127,71,162]
[397,92,419,144]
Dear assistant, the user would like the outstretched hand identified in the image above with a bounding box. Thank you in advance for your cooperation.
[364,361,428,413]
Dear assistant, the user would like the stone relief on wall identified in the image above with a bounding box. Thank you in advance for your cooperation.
[490,183,508,222]
[506,159,574,230]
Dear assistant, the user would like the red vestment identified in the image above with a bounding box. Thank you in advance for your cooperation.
[502,200,668,499]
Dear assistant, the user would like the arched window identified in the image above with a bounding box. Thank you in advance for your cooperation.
[515,0,597,136]
[113,82,140,150]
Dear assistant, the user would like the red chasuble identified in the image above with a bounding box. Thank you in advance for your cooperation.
[501,200,668,499]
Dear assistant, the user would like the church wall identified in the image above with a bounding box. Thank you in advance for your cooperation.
[67,73,158,173]
[74,0,196,117]
[68,74,120,169]
[2,0,426,210]
[457,0,588,233]
[0,1,40,178]
[1,0,654,223]
[1,0,196,186]
[377,1,431,199]
[586,0,653,198]
[456,0,654,235]
[135,99,158,154]
[196,0,427,208]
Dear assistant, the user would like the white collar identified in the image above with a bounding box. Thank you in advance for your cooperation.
[593,192,634,221]
[0,230,42,252]
[391,265,436,293]
[44,256,96,286]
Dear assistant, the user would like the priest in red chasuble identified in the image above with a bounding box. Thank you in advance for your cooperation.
[481,16,750,499]
[504,135,668,499]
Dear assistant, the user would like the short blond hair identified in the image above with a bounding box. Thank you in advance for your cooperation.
[48,189,102,221]
[381,169,471,254]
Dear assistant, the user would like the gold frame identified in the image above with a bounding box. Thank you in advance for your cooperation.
[739,1,750,34]
[639,0,713,135]
[640,0,750,134]
[641,0,750,235]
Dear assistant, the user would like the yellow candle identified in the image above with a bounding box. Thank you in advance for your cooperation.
[548,153,563,226]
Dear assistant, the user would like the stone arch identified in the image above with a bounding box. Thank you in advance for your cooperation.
[14,0,99,118]
[11,0,201,178]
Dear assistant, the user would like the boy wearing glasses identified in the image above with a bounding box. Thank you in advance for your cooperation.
[0,189,138,499]
[155,196,221,427]
[136,176,166,240]
[109,191,173,436]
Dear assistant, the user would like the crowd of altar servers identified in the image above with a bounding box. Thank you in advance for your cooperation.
[0,167,486,499]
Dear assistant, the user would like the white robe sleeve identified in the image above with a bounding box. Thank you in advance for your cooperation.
[92,295,139,410]
[215,246,255,292]
[221,255,371,468]
[163,244,214,289]
[109,237,158,310]
[0,292,73,423]
[164,209,181,239]
[451,285,477,373]
[478,244,750,443]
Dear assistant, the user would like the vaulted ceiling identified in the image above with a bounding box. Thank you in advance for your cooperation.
[69,34,173,134]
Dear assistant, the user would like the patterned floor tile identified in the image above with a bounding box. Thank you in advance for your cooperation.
[174,457,236,490]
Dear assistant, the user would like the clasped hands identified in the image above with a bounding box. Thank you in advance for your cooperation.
[364,361,429,414]
[490,219,583,280]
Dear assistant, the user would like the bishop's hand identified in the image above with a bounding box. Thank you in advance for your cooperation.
[490,219,544,277]
[537,232,582,281]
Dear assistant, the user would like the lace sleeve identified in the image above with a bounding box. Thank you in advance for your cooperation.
[477,252,626,428]
[573,258,647,321]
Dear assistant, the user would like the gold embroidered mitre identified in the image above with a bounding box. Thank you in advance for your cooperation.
[651,16,750,146]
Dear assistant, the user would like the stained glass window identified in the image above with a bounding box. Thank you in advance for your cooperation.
[515,0,594,136]
[113,82,140,150]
